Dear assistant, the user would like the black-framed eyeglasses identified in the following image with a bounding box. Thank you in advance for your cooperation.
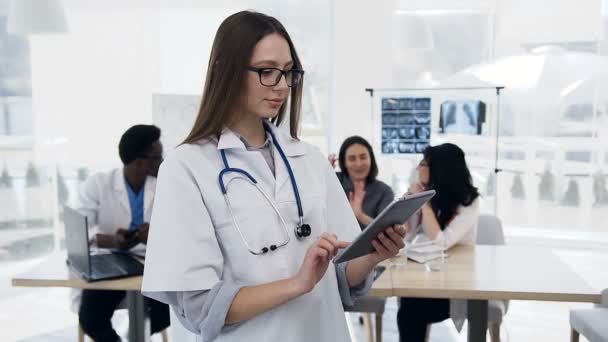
[247,67,304,87]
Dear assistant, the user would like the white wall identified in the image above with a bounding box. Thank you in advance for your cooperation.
[28,2,331,171]
[157,8,235,95]
[494,0,602,57]
[330,0,396,153]
[30,7,162,170]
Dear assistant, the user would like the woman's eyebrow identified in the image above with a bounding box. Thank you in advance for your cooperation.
[251,60,294,68]
[251,60,280,67]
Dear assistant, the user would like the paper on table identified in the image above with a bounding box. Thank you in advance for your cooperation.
[406,242,447,263]
[407,251,446,264]
[408,243,444,254]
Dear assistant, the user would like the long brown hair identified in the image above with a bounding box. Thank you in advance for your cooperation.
[182,11,303,144]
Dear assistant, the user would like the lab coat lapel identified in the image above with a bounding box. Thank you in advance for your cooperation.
[143,175,156,220]
[273,144,290,199]
[112,169,132,222]
[217,128,276,199]
[266,124,307,200]
[216,128,245,151]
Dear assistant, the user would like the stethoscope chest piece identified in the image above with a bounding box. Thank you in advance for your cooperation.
[295,223,311,240]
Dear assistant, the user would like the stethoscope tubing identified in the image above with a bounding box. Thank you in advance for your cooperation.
[218,122,308,254]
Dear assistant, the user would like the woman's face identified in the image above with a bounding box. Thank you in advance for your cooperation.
[242,33,292,121]
[344,144,371,182]
[417,158,430,186]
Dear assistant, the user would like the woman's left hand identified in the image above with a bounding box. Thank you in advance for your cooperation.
[369,224,407,263]
[349,181,367,218]
[348,190,366,218]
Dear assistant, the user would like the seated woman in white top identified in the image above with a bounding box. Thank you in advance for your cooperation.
[398,143,480,342]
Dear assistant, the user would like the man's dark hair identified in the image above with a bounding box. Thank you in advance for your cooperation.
[118,125,161,165]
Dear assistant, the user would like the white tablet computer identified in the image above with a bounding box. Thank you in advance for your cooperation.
[333,189,435,264]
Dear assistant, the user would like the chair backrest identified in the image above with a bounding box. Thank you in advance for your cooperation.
[476,214,505,246]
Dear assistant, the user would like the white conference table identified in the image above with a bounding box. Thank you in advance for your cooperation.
[370,245,602,342]
[12,253,150,342]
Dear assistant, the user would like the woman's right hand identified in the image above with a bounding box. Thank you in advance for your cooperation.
[293,233,350,294]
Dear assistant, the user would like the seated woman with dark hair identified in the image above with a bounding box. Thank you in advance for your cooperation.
[329,136,394,229]
[398,143,480,342]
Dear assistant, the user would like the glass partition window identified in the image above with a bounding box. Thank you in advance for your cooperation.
[385,1,608,244]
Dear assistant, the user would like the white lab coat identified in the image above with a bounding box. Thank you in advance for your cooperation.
[142,124,362,342]
[77,168,156,239]
[70,169,156,312]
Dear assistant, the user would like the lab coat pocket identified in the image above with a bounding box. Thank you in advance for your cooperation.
[215,202,290,285]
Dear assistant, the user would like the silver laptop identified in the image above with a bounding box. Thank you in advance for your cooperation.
[63,206,144,281]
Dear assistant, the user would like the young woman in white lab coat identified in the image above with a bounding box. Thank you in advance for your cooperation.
[142,11,406,342]
[398,143,480,342]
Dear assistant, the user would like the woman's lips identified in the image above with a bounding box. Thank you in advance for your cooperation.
[267,99,283,108]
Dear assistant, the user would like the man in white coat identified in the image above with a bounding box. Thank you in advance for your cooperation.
[77,125,169,342]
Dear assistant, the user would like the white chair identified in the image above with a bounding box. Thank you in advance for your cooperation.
[476,214,510,342]
[570,288,608,342]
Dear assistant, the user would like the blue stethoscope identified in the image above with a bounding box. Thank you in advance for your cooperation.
[218,123,311,255]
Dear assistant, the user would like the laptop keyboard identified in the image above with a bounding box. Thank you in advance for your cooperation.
[90,254,143,278]
[107,253,144,273]
[91,256,127,275]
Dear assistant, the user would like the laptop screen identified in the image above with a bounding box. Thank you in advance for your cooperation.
[63,206,91,277]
